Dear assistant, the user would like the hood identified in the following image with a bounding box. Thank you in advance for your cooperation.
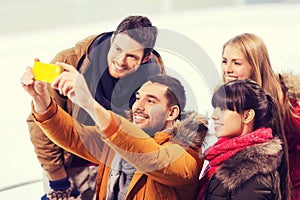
[215,137,283,192]
[279,72,300,101]
[168,111,208,153]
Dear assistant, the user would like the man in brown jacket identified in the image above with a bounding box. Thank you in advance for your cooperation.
[21,62,208,199]
[26,15,164,199]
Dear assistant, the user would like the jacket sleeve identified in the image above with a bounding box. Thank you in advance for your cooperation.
[27,48,78,172]
[31,99,101,165]
[102,112,200,187]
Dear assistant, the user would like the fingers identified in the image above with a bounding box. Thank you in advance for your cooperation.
[20,66,48,97]
[60,80,74,96]
[67,88,75,100]
[34,80,48,94]
[55,62,77,73]
[52,62,78,97]
[52,72,76,97]
[20,66,34,87]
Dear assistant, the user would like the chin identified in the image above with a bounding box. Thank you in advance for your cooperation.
[226,78,237,83]
[110,70,123,79]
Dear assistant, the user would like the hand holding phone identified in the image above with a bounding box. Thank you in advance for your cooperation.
[32,61,62,83]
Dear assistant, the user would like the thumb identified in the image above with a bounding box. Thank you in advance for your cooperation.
[55,62,76,73]
[34,80,48,94]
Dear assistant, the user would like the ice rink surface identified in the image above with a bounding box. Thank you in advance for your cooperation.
[1,1,300,199]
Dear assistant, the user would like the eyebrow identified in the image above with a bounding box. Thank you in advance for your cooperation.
[223,57,243,62]
[136,91,160,101]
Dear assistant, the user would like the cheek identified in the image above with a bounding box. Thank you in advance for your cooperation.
[107,51,113,64]
[128,60,141,70]
[239,66,252,79]
[223,117,242,136]
[148,105,167,120]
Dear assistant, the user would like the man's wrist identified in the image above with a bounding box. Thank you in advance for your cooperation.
[32,96,52,114]
[32,97,57,122]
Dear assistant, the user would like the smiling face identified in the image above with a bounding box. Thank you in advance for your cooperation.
[131,81,176,136]
[107,33,147,79]
[222,44,252,83]
[211,107,244,138]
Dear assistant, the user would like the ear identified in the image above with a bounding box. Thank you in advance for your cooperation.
[141,52,153,63]
[166,105,180,121]
[243,109,255,124]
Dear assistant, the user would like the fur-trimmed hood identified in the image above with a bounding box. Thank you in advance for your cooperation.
[279,72,300,102]
[215,137,283,192]
[168,111,208,153]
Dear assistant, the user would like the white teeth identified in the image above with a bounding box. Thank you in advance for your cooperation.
[115,64,123,70]
[113,62,127,71]
[135,115,146,120]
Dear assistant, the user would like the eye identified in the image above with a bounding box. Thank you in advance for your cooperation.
[222,59,227,64]
[127,54,139,60]
[234,61,241,65]
[135,94,140,101]
[147,98,156,104]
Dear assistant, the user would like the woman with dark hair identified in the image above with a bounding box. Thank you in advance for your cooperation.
[197,79,290,200]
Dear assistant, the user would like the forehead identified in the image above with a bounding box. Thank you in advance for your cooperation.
[138,82,168,97]
[112,33,144,53]
[223,44,245,58]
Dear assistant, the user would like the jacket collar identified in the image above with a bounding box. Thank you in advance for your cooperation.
[154,111,208,152]
[279,72,300,102]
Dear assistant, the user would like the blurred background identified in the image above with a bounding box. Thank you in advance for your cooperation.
[1,0,300,199]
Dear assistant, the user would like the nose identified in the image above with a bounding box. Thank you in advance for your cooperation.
[211,108,220,120]
[223,62,233,73]
[116,53,127,66]
[132,98,145,111]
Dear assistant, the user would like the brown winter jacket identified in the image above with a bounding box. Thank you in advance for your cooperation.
[32,100,208,200]
[27,32,165,174]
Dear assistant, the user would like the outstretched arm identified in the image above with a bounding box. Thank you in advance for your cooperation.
[21,62,101,164]
[51,62,113,133]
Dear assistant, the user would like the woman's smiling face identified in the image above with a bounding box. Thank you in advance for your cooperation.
[222,44,252,83]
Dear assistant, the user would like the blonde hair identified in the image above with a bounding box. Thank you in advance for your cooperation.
[222,33,283,104]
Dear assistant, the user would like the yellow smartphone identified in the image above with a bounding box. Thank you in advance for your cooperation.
[32,61,62,83]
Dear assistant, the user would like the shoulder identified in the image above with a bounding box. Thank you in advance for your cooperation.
[279,72,300,102]
[215,137,282,191]
[50,33,111,66]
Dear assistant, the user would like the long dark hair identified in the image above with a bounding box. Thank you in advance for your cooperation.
[212,79,290,200]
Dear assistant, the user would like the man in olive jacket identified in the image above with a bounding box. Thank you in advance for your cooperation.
[26,15,164,199]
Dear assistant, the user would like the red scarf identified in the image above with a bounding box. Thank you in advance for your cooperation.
[196,127,273,200]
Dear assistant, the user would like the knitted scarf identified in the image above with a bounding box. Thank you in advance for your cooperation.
[197,127,273,200]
